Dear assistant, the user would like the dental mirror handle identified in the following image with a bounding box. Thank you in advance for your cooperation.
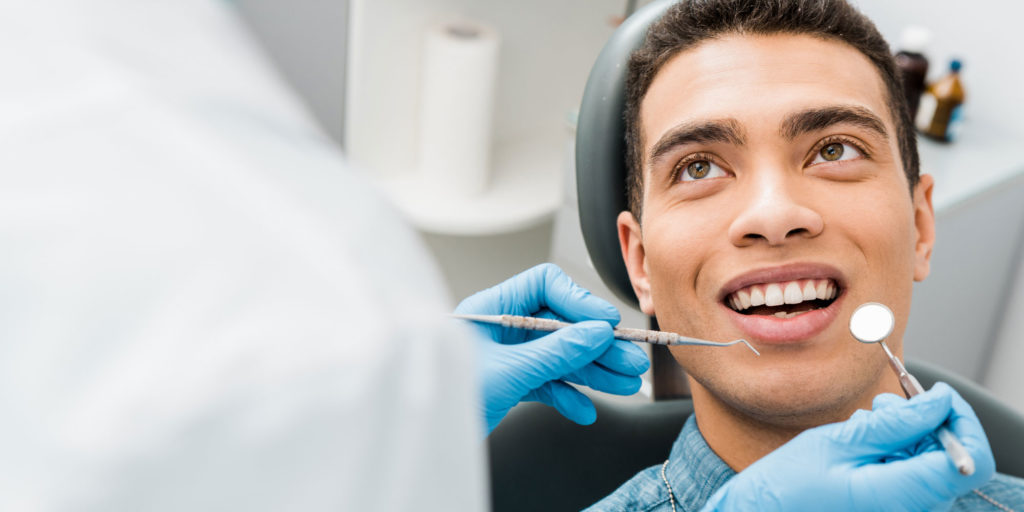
[883,343,976,476]
[853,304,975,475]
[935,427,975,476]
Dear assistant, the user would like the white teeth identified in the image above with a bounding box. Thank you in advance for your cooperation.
[727,278,839,312]
[784,282,803,304]
[765,283,784,306]
[816,280,828,299]
[738,290,751,309]
[802,281,817,301]
[749,288,765,307]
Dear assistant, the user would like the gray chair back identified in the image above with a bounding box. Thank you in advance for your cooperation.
[576,0,675,307]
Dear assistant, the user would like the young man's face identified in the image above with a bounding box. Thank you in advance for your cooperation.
[618,33,936,428]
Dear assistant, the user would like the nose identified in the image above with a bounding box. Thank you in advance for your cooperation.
[727,173,824,247]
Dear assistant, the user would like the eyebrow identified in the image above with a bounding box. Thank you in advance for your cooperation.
[647,118,746,166]
[779,105,888,140]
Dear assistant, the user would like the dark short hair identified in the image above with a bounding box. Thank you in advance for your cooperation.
[624,0,920,220]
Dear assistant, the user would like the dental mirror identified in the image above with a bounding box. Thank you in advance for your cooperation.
[848,301,977,476]
[849,302,895,344]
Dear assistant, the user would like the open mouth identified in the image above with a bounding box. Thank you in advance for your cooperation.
[724,278,840,319]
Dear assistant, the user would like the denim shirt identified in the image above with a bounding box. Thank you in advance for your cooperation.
[586,415,1024,512]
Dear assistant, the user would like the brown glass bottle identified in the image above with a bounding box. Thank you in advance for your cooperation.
[916,60,965,142]
[897,51,929,120]
[895,27,930,120]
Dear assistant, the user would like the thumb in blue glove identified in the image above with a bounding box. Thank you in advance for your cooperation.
[455,263,650,435]
[701,382,995,511]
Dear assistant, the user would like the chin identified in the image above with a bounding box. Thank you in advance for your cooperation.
[686,350,888,429]
[735,385,857,428]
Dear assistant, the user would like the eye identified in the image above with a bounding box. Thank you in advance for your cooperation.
[810,142,863,165]
[679,159,728,181]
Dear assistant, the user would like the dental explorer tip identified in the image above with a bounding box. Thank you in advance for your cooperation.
[739,339,760,356]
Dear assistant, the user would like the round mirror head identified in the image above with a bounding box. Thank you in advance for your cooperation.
[849,302,895,343]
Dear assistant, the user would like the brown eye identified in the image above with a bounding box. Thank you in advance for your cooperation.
[820,143,844,161]
[686,160,711,179]
[677,158,727,182]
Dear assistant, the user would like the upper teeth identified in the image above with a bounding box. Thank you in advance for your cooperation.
[727,279,837,311]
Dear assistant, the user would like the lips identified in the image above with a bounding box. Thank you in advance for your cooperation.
[719,263,846,344]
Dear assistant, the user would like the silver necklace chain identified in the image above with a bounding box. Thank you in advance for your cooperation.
[660,459,677,512]
[973,488,1016,512]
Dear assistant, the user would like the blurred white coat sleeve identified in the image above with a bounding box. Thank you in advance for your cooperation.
[0,1,486,510]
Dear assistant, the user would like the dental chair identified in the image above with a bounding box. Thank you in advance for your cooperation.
[488,360,1024,511]
[487,1,1024,510]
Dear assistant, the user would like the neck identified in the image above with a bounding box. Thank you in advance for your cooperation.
[688,375,902,471]
[689,382,799,470]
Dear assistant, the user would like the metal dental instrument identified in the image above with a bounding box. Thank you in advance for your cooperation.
[850,302,975,476]
[450,313,760,355]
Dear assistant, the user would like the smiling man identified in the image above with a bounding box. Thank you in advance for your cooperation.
[623,22,921,465]
[585,0,1024,510]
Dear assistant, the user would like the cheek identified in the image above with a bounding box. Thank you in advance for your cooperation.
[644,230,694,301]
[826,184,918,304]
[643,206,718,279]
[843,190,917,266]
[642,208,726,325]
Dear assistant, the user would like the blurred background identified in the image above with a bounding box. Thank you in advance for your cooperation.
[228,0,1024,411]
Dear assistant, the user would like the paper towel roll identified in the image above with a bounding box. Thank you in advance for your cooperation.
[416,21,500,197]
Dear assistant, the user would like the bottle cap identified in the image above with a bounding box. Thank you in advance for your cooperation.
[899,26,930,53]
[950,59,962,72]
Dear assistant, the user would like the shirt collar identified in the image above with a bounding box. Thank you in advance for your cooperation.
[663,415,736,508]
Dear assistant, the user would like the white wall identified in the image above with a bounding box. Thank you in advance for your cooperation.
[854,0,1024,139]
[233,1,1024,409]
[231,0,348,144]
[987,238,1024,414]
[905,171,1024,382]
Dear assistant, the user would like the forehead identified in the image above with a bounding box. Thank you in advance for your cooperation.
[640,33,893,150]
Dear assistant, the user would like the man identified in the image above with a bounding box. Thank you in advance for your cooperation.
[579,0,1024,509]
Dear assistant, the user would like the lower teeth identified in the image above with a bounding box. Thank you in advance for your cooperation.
[773,311,801,318]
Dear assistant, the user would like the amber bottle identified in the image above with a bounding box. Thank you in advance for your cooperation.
[916,60,966,142]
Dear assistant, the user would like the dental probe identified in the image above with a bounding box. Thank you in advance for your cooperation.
[450,313,760,355]
[849,303,975,476]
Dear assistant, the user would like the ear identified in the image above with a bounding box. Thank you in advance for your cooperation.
[912,174,936,281]
[617,211,656,315]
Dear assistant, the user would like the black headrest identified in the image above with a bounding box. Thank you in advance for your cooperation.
[575,0,675,308]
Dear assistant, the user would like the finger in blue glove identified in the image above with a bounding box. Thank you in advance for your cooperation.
[525,380,598,426]
[459,264,650,435]
[480,320,618,433]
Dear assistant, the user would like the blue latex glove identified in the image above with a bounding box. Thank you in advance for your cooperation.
[701,382,996,511]
[455,263,650,435]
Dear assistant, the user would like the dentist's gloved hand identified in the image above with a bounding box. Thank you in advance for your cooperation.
[701,382,995,512]
[455,264,650,435]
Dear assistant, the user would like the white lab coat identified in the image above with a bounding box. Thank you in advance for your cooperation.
[0,1,485,510]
